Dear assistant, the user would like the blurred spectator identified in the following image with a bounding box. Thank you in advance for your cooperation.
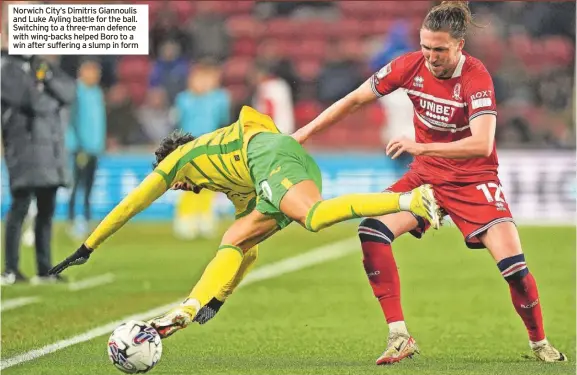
[149,9,189,58]
[173,60,231,240]
[370,21,413,73]
[369,21,416,176]
[60,55,118,90]
[106,85,146,149]
[257,40,300,101]
[251,61,295,134]
[174,60,231,137]
[187,2,231,62]
[1,54,75,285]
[66,59,106,239]
[255,1,337,19]
[317,39,364,105]
[149,40,190,104]
[137,88,175,144]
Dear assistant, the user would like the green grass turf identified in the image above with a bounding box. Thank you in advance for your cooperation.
[1,223,575,375]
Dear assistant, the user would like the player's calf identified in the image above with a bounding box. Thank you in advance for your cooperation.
[498,254,567,361]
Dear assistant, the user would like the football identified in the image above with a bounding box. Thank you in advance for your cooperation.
[107,320,163,374]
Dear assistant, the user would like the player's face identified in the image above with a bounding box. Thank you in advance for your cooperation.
[420,29,464,78]
[172,182,193,191]
[172,181,203,194]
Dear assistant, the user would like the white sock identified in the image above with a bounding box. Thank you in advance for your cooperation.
[389,321,409,336]
[398,193,412,211]
[530,338,548,349]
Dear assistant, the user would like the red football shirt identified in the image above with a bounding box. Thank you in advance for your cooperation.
[371,51,499,183]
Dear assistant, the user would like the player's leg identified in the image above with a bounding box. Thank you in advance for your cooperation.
[248,133,440,233]
[479,222,567,362]
[443,179,566,362]
[83,155,98,223]
[359,171,429,365]
[68,153,82,223]
[1,188,32,284]
[194,244,260,325]
[363,212,424,365]
[280,181,439,232]
[150,209,279,338]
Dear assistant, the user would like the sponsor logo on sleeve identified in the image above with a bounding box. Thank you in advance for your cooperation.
[376,63,392,79]
[472,98,492,109]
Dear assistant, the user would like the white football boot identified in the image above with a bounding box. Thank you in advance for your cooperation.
[149,299,200,338]
[531,340,568,362]
[376,332,420,365]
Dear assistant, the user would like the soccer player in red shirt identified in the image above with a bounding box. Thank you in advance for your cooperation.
[293,1,567,365]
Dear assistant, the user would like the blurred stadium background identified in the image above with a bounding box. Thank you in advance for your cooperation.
[1,0,575,226]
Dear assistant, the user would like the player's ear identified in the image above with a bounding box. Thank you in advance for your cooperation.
[457,38,465,52]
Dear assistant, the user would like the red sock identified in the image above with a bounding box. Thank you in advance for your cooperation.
[499,254,545,342]
[507,272,545,342]
[358,219,403,323]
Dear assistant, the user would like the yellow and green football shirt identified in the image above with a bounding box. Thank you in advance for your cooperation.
[85,106,280,250]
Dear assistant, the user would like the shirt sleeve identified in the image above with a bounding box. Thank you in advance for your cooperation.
[84,153,182,250]
[370,55,406,98]
[84,172,168,250]
[463,70,497,122]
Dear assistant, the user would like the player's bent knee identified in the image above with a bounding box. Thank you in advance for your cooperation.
[303,201,323,232]
[358,218,395,245]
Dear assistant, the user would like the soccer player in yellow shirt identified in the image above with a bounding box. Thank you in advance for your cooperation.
[49,106,440,338]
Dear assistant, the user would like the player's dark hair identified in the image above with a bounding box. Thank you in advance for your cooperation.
[422,1,479,40]
[152,130,195,169]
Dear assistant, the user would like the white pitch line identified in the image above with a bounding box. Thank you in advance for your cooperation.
[68,273,115,291]
[0,237,359,370]
[1,297,40,312]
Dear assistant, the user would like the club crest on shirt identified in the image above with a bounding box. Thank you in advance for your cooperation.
[453,83,461,100]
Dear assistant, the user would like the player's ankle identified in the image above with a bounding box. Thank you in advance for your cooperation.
[180,298,201,317]
[530,338,548,349]
[398,192,412,211]
[388,320,409,336]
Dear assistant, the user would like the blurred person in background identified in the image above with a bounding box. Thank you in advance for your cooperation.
[369,21,416,177]
[106,84,147,150]
[317,38,364,106]
[257,39,300,101]
[149,9,189,59]
[251,61,295,134]
[137,87,175,145]
[66,59,106,240]
[149,40,190,105]
[172,60,231,239]
[1,54,75,285]
[187,2,231,63]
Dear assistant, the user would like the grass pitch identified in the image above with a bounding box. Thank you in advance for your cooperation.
[1,222,575,374]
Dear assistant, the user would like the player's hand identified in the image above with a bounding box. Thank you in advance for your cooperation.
[193,297,224,325]
[48,244,93,275]
[386,137,425,159]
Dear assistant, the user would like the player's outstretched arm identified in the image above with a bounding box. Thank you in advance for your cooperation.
[292,79,377,144]
[49,173,169,275]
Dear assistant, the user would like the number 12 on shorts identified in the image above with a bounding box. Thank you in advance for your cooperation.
[476,183,505,203]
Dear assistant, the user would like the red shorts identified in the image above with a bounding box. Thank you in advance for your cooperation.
[387,169,515,249]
